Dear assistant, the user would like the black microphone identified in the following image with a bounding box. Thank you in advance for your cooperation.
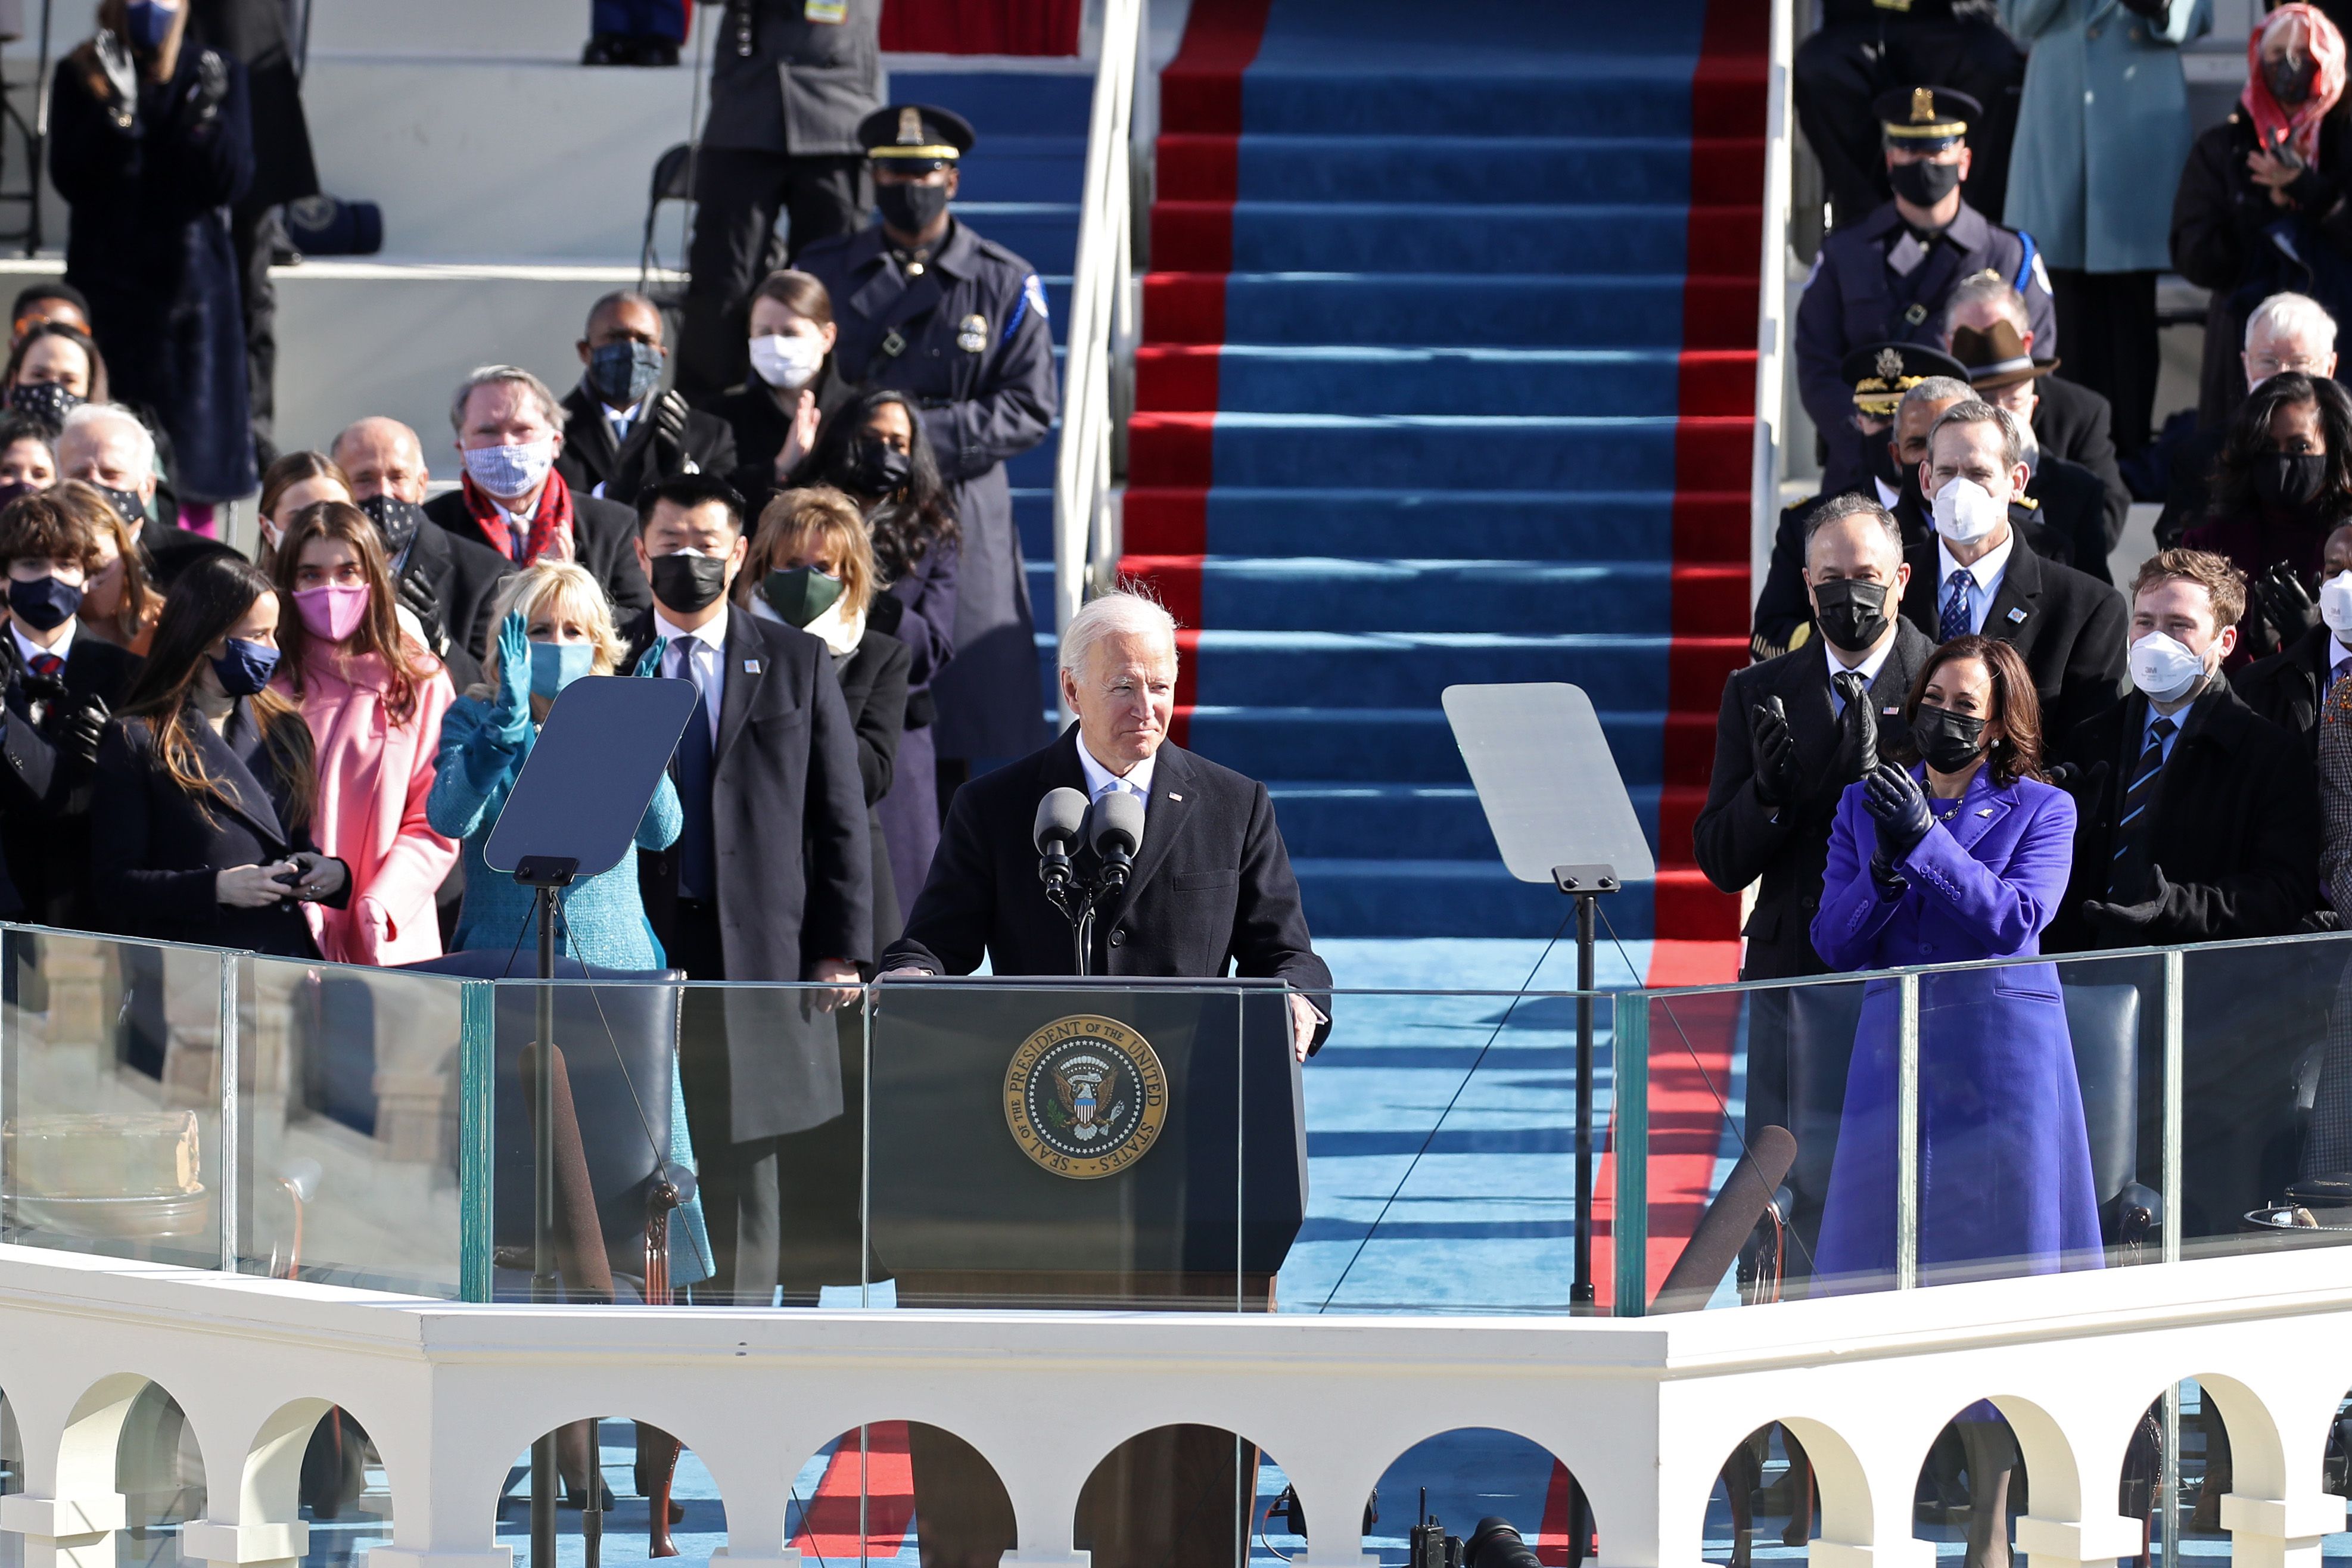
[1086,789,1147,892]
[1034,787,1089,894]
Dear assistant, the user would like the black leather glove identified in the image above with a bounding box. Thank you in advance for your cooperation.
[57,692,107,770]
[17,669,67,709]
[2253,561,2320,645]
[190,49,229,125]
[1749,698,1805,807]
[2081,869,2176,945]
[1862,761,1935,858]
[1834,673,1877,782]
[396,567,451,658]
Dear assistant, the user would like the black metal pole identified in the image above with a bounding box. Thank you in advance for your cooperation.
[1572,891,1596,1311]
[1074,893,1094,977]
[531,884,558,1567]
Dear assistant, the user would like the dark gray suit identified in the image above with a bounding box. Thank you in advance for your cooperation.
[1897,531,2129,738]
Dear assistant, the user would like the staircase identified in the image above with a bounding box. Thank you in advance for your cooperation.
[1123,0,1764,941]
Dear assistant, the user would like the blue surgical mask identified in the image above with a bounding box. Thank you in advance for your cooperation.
[211,637,279,698]
[587,341,664,409]
[528,639,595,699]
[124,0,175,50]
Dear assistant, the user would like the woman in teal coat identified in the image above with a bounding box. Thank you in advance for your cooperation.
[2002,0,2210,452]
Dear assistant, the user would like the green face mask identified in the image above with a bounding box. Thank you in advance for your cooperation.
[761,565,844,628]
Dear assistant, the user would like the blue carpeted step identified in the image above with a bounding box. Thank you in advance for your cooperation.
[1212,273,1695,347]
[1186,705,1666,785]
[886,70,1097,135]
[1004,428,1060,488]
[1189,631,1670,709]
[1013,487,1053,559]
[1177,347,1687,417]
[1221,203,1688,275]
[1025,557,1670,632]
[1156,489,1685,561]
[1293,857,1653,939]
[944,135,1085,204]
[948,202,1080,275]
[1199,412,1680,490]
[1268,780,1664,860]
[1221,135,1696,206]
[1239,66,1693,139]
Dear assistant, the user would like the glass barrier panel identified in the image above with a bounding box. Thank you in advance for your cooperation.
[1286,987,1608,1316]
[864,978,1267,1312]
[2179,934,2352,1262]
[1,928,224,1269]
[238,954,475,1296]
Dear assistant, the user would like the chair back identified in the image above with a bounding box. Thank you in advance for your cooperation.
[2061,982,2141,1207]
[1784,983,1866,1213]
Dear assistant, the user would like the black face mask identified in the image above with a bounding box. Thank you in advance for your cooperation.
[848,435,913,499]
[1866,433,1902,490]
[876,180,950,236]
[8,380,80,433]
[2254,450,2329,512]
[649,551,729,614]
[7,573,82,632]
[2267,55,2319,108]
[1887,157,1962,209]
[1812,577,1893,654]
[91,483,145,530]
[356,492,425,560]
[1911,705,1989,774]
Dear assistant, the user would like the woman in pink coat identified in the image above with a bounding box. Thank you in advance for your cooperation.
[268,498,457,965]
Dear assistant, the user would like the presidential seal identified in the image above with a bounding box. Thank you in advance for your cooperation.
[1003,1013,1168,1179]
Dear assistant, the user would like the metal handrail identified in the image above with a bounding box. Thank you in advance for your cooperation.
[1051,0,1146,724]
[1749,0,1796,605]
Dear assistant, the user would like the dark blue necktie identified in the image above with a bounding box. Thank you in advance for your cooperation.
[2107,717,2176,903]
[671,639,717,900]
[1939,569,1973,643]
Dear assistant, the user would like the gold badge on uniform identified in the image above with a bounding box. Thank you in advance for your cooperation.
[1875,346,1905,379]
[1003,1014,1167,1179]
[957,313,988,353]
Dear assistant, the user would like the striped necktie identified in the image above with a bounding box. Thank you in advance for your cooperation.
[2107,717,2177,902]
[1939,569,1973,643]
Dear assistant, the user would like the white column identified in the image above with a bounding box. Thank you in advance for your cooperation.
[2221,1492,2348,1568]
[2014,1514,2148,1568]
[182,1520,311,1568]
[0,1492,129,1568]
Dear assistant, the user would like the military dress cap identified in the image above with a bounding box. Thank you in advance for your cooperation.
[1949,319,2057,391]
[858,103,976,167]
[1873,85,1981,150]
[1841,341,1970,417]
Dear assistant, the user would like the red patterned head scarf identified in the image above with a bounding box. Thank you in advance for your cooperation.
[2244,4,2348,169]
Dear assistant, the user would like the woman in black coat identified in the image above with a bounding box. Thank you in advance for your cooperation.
[49,0,256,505]
[738,484,913,954]
[2172,5,2352,433]
[710,269,857,518]
[91,552,349,957]
[789,388,961,917]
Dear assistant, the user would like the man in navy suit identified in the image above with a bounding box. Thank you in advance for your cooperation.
[882,589,1331,1060]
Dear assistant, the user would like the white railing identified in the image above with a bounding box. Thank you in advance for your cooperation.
[3,1242,2352,1568]
[1750,0,1797,606]
[1051,0,1147,711]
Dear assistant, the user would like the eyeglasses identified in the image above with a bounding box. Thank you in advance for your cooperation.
[2248,351,2331,377]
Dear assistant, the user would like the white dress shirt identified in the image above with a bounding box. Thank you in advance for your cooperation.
[655,603,729,744]
[10,619,74,670]
[1077,735,1155,813]
[1934,531,2015,636]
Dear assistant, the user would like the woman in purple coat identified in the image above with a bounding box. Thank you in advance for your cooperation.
[1810,634,2104,1292]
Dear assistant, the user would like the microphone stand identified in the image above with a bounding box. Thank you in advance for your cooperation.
[1038,842,1134,978]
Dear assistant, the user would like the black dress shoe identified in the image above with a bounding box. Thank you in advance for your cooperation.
[581,32,631,64]
[634,35,680,65]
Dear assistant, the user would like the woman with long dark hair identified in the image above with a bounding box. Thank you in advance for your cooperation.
[2184,371,2352,663]
[60,478,159,655]
[789,387,959,913]
[256,451,351,569]
[269,500,456,966]
[2,321,107,435]
[91,552,348,956]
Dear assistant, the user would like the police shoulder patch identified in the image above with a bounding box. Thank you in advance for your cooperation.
[1023,272,1050,321]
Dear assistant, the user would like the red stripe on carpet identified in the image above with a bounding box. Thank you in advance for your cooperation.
[1120,554,1205,631]
[1136,345,1224,412]
[1156,133,1242,201]
[1122,489,1210,556]
[1142,272,1229,345]
[1159,0,1274,135]
[1152,200,1241,272]
[792,1422,913,1558]
[1538,1461,1582,1565]
[1129,412,1218,487]
[1171,630,1203,743]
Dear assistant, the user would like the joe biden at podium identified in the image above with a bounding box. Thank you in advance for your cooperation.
[881,589,1333,1057]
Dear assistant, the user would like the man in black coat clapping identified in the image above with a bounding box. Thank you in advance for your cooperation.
[555,290,737,508]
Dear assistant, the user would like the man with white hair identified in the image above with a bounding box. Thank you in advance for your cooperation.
[331,416,515,686]
[55,404,232,588]
[422,364,651,619]
[883,588,1331,1060]
[2157,293,2339,544]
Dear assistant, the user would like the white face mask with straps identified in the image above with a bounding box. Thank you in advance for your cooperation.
[1931,476,2005,546]
[2322,570,2352,639]
[748,334,825,391]
[2129,630,2207,705]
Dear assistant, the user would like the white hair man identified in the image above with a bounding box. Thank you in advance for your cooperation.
[420,365,652,620]
[882,587,1331,1060]
[56,404,234,587]
[2242,292,2338,397]
[1940,272,2129,538]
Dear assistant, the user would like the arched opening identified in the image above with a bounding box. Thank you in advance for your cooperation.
[2115,1382,2237,1567]
[788,1422,1012,1567]
[1912,1404,2027,1568]
[1707,1424,1814,1566]
[499,1418,723,1567]
[1075,1424,1294,1568]
[116,1385,206,1568]
[278,1407,392,1568]
[1361,1427,1590,1565]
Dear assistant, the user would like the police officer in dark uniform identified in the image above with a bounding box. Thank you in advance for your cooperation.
[678,0,881,399]
[797,104,1059,784]
[1795,86,2059,502]
[1794,0,2026,231]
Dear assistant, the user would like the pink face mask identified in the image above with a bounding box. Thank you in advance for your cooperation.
[294,582,369,643]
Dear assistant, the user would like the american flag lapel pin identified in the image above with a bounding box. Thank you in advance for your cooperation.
[1169,792,1183,801]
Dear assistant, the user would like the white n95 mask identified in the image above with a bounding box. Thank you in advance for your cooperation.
[1931,476,2005,546]
[2129,630,2207,705]
[2322,570,2352,636]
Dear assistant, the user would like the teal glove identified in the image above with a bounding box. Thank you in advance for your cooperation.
[489,611,533,743]
[631,636,670,680]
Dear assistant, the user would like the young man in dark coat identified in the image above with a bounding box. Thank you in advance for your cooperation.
[2051,550,2324,1240]
[2232,522,2352,756]
[0,491,141,929]
[425,366,651,623]
[555,290,738,508]
[49,3,257,505]
[621,474,871,1305]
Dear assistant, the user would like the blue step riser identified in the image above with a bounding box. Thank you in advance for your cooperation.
[1295,863,1656,939]
[1219,276,1695,347]
[1231,137,1696,206]
[1190,708,1666,785]
[1207,419,1681,490]
[1023,559,1673,633]
[885,71,1097,134]
[1027,491,1693,565]
[1197,352,1687,416]
[1271,785,1664,859]
[947,141,1085,204]
[1240,71,1696,139]
[1028,640,1669,709]
[1227,206,1688,275]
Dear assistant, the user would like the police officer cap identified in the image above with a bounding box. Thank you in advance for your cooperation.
[860,104,977,169]
[1841,341,1969,417]
[1872,85,1981,151]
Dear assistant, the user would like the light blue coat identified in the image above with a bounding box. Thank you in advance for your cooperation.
[2001,0,2211,273]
